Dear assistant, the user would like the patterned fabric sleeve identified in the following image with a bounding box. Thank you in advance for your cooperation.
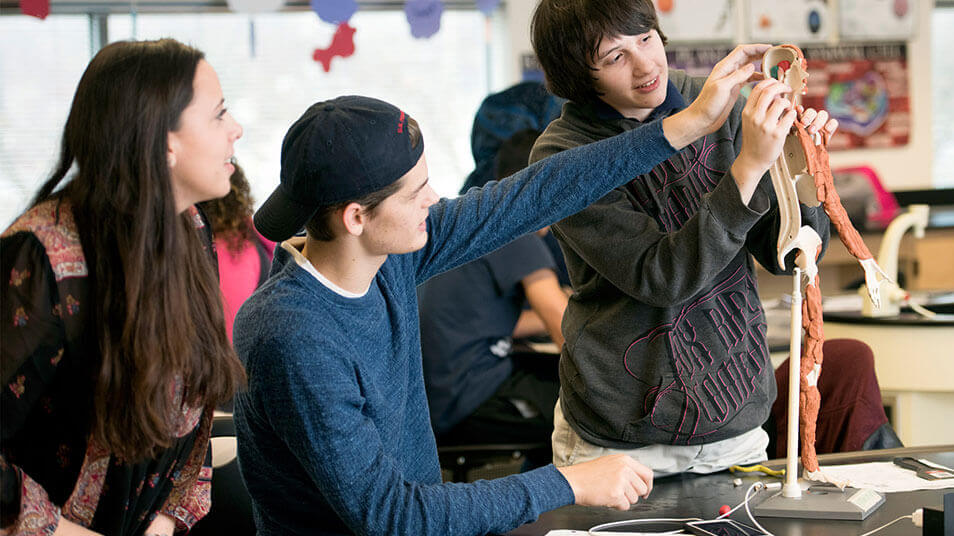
[1,232,67,535]
[158,410,213,531]
[0,460,61,536]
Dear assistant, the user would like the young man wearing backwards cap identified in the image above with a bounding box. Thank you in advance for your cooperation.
[232,59,795,534]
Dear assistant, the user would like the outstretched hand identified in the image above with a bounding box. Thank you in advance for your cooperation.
[556,454,653,510]
[662,44,770,149]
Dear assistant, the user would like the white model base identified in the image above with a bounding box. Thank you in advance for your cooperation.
[753,485,884,520]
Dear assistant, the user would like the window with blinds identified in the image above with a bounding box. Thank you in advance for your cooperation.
[1,8,498,228]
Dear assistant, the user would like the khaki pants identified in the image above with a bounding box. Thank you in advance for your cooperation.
[551,399,769,476]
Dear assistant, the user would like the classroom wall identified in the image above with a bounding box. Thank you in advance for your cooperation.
[826,4,934,192]
[502,0,936,191]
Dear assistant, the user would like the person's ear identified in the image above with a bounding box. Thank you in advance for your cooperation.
[167,133,179,170]
[340,202,366,236]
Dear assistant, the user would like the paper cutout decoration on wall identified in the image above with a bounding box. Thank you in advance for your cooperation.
[747,0,830,43]
[226,0,283,12]
[313,22,356,72]
[475,0,500,16]
[405,0,444,39]
[311,0,358,25]
[20,0,50,19]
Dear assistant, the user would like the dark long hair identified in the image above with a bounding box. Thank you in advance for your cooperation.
[32,39,246,462]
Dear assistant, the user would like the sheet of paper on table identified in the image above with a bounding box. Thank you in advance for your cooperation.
[820,460,954,493]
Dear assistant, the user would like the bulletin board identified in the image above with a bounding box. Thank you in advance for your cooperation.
[840,0,917,40]
[652,0,735,42]
[801,43,910,149]
[666,43,911,150]
[746,0,830,43]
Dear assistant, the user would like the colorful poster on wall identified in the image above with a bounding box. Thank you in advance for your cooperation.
[666,43,910,150]
[801,43,909,149]
[746,0,830,43]
[840,0,916,40]
[652,0,735,42]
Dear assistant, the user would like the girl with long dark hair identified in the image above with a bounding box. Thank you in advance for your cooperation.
[1,38,246,536]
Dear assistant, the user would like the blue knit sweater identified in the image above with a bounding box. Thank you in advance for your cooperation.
[232,118,676,535]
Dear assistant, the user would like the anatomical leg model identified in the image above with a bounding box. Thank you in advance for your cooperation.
[763,45,889,477]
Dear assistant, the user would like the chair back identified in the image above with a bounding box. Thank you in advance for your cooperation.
[437,442,549,482]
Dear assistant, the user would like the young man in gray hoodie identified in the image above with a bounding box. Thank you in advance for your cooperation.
[529,0,838,474]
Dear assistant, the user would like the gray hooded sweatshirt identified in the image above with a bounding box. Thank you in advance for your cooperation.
[530,69,830,449]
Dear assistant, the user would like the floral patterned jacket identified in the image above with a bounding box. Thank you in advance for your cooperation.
[1,200,213,536]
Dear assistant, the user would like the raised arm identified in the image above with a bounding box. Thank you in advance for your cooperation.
[662,43,770,149]
[541,78,802,306]
[416,46,778,285]
[415,118,677,283]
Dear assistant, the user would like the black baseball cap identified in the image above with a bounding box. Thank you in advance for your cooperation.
[254,95,425,242]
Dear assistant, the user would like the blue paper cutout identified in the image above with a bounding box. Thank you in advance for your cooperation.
[405,0,443,39]
[475,0,499,15]
[311,0,357,24]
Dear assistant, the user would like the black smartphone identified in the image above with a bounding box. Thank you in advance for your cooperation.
[684,519,769,536]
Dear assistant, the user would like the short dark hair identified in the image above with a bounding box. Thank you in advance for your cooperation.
[531,0,667,105]
[494,129,540,180]
[305,116,422,241]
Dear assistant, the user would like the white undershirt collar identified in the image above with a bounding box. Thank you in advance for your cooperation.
[281,241,367,299]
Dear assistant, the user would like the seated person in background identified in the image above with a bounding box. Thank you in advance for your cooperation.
[458,81,564,194]
[419,129,565,459]
[529,0,838,474]
[233,56,780,533]
[768,338,901,458]
[199,162,275,343]
[459,81,571,287]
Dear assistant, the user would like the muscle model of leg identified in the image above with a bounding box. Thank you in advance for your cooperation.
[799,272,823,473]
